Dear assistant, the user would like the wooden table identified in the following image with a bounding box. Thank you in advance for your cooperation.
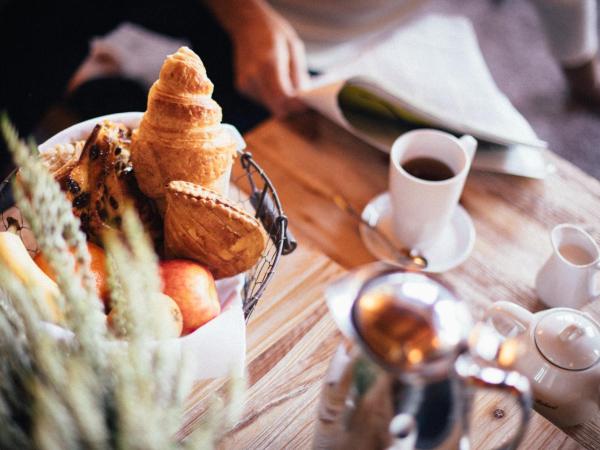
[184,112,600,449]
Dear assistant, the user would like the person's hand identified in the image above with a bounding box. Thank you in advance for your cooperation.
[207,0,309,116]
[232,5,309,116]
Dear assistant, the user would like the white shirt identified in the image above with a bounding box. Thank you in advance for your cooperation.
[269,0,425,69]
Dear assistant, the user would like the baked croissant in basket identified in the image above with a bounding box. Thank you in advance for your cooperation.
[131,47,237,201]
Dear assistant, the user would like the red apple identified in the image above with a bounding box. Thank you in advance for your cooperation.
[159,259,220,335]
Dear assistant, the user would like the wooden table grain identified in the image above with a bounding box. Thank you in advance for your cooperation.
[186,112,600,449]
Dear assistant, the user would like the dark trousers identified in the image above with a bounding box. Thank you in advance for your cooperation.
[0,0,269,177]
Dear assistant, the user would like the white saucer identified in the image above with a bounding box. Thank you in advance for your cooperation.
[360,192,476,273]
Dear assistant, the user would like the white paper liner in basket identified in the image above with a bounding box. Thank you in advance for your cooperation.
[37,274,245,381]
[1,112,250,381]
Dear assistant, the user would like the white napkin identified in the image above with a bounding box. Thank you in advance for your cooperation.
[70,22,189,90]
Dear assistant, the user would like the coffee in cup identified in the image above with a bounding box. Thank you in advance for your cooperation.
[401,157,455,182]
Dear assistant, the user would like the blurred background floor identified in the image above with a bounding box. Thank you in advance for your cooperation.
[427,0,600,180]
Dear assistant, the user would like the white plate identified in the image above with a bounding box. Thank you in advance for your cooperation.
[360,192,476,273]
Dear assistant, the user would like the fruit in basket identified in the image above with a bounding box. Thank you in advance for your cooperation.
[131,46,237,200]
[0,231,62,323]
[108,293,183,339]
[34,242,109,309]
[164,181,268,279]
[160,259,220,335]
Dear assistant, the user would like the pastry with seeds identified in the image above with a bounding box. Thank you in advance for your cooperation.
[64,121,162,245]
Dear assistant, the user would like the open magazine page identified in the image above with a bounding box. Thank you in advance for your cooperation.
[299,14,552,178]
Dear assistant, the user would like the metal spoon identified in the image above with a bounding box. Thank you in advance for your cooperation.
[332,195,428,270]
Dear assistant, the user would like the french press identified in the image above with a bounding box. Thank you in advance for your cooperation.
[313,263,531,450]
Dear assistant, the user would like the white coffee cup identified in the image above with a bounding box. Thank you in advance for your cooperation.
[389,129,477,250]
[536,224,600,309]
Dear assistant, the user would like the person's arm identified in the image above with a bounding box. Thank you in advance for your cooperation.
[203,0,308,116]
[529,0,600,108]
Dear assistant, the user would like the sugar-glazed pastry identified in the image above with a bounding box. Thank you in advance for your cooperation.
[132,47,237,201]
[164,181,267,279]
[64,121,162,246]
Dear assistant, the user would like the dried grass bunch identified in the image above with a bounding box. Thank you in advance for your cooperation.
[0,115,245,450]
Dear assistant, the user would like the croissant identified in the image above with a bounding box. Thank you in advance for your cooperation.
[131,47,237,201]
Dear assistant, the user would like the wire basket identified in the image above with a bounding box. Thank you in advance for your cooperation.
[0,150,296,321]
[231,151,296,318]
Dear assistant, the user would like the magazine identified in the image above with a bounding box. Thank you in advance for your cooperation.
[299,14,552,179]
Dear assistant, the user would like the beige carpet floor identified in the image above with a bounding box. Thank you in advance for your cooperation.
[425,0,600,180]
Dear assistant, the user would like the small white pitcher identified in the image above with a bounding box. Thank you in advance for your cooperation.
[535,224,600,309]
